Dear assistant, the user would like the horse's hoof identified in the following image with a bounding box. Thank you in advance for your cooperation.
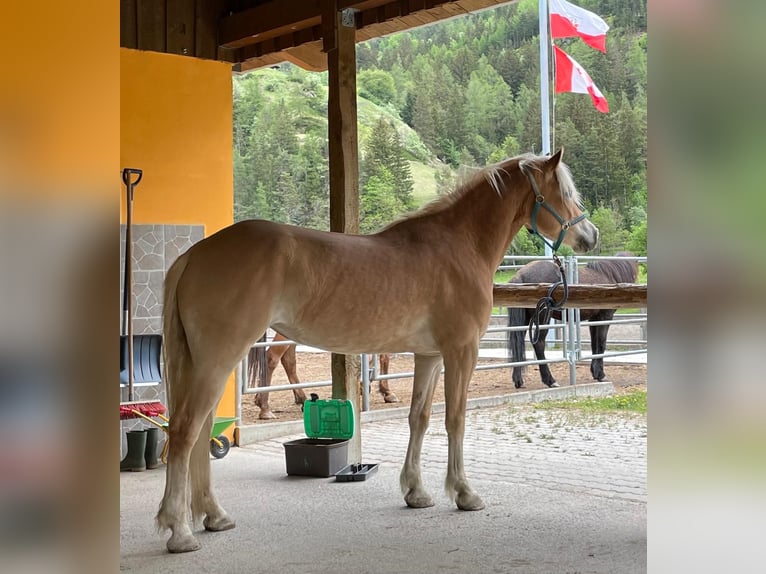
[514,381,525,389]
[258,411,276,420]
[167,533,201,554]
[204,514,236,532]
[404,490,435,509]
[546,382,559,388]
[384,393,399,404]
[456,492,485,511]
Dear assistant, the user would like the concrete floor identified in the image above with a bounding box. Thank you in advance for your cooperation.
[120,383,646,574]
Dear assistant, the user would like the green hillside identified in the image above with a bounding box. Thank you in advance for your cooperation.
[409,161,439,206]
[233,66,442,231]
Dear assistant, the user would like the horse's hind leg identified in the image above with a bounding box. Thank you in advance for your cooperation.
[508,307,528,388]
[255,344,286,419]
[443,344,484,511]
[157,427,199,552]
[377,354,399,403]
[157,370,233,553]
[533,333,558,387]
[589,323,610,381]
[193,411,235,533]
[512,365,526,389]
[280,344,307,405]
[400,353,442,508]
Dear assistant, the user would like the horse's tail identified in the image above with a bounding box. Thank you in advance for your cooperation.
[506,306,528,368]
[160,251,217,527]
[157,250,192,531]
[161,251,192,417]
[247,333,269,388]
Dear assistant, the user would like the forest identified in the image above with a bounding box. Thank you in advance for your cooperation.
[232,0,647,256]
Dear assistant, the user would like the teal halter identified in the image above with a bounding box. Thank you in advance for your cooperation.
[521,162,588,252]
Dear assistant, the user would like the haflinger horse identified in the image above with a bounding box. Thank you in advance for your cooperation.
[506,252,638,388]
[250,332,398,420]
[157,149,598,553]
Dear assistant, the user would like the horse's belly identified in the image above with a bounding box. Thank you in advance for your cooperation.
[271,315,438,355]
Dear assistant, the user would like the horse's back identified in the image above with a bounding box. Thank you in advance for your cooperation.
[511,260,561,284]
[583,254,638,283]
[177,219,443,354]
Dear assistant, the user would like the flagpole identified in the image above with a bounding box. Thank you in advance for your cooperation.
[538,0,553,259]
[538,0,556,349]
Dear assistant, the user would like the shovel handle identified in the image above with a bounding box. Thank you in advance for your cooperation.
[122,168,143,189]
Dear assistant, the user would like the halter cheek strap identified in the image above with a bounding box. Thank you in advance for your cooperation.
[521,163,588,252]
[519,161,588,345]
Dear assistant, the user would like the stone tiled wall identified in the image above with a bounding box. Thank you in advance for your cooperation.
[119,224,203,456]
[120,224,203,336]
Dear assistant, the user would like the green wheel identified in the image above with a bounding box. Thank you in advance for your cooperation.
[210,435,231,459]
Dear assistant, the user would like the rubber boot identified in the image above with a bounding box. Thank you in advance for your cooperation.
[120,430,147,472]
[144,427,160,469]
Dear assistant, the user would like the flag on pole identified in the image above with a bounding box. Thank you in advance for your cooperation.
[553,45,609,113]
[549,0,609,53]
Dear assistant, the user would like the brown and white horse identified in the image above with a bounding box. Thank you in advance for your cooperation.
[157,150,598,553]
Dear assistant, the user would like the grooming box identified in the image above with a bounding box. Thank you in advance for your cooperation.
[283,398,353,477]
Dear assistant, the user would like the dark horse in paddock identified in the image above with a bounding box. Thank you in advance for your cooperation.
[248,332,397,419]
[506,253,638,388]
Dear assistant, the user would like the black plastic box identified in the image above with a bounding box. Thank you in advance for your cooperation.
[283,438,349,477]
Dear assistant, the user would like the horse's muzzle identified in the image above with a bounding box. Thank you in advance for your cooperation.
[575,222,599,253]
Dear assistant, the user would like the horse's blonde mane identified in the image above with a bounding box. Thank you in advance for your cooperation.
[382,153,581,231]
[516,153,583,208]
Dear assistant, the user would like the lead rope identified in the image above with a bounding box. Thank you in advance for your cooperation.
[528,253,569,345]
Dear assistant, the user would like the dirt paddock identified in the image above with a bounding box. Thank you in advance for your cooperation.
[240,351,647,425]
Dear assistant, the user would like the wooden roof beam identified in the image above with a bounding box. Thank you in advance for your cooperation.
[219,0,375,49]
[219,0,457,50]
[220,0,322,49]
[224,0,516,72]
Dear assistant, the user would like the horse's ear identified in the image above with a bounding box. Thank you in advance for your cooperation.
[548,148,564,169]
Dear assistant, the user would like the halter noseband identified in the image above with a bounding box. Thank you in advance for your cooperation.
[520,162,588,252]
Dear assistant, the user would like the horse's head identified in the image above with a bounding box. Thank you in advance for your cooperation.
[520,149,599,253]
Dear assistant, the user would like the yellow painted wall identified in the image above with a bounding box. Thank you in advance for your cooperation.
[120,48,237,435]
[120,48,232,231]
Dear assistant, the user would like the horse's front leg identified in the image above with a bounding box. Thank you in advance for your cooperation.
[443,344,485,511]
[400,353,442,508]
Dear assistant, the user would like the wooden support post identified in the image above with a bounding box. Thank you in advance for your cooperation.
[325,0,362,463]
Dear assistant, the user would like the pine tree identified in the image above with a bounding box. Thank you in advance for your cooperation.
[360,117,415,231]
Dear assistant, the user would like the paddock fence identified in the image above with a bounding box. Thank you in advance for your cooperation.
[235,254,647,416]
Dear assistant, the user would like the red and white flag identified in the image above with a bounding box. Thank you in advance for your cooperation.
[550,0,609,53]
[553,45,609,113]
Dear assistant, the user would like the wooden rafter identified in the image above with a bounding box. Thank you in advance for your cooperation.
[221,0,515,72]
[120,0,516,71]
